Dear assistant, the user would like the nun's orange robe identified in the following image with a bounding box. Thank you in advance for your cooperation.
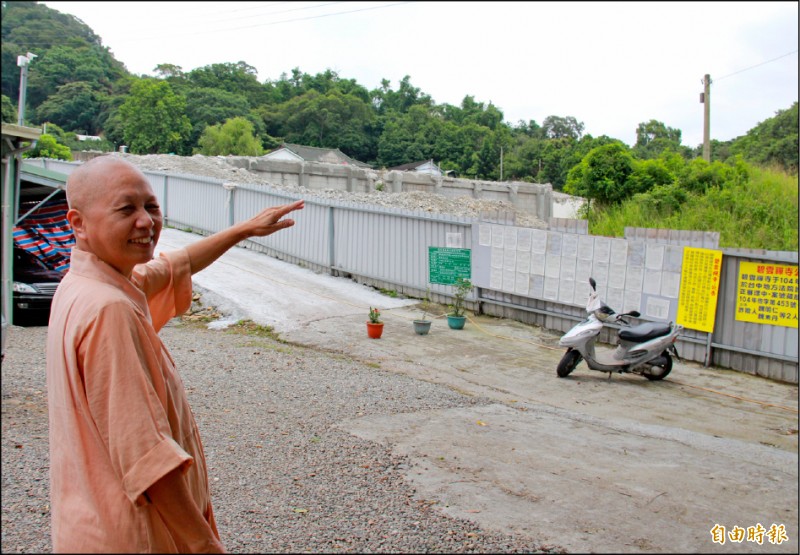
[46,248,222,553]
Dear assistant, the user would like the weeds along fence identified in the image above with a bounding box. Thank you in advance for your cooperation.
[30,159,799,384]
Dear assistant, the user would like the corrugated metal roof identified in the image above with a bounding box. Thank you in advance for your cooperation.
[268,143,372,168]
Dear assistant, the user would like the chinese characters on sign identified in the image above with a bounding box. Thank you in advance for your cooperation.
[428,247,471,286]
[710,523,789,545]
[676,247,723,332]
[735,262,798,328]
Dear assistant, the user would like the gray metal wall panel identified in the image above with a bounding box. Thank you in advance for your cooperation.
[165,175,227,234]
[710,254,798,381]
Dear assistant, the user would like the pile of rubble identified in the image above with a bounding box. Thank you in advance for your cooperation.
[112,153,550,228]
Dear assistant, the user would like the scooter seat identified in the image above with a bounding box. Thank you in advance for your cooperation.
[618,322,671,342]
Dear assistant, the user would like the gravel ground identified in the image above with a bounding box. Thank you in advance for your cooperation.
[1,301,564,553]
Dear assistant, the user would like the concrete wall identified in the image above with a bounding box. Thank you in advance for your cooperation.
[229,157,553,221]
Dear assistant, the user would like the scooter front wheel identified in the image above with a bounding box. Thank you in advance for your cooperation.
[557,350,582,378]
[642,351,673,381]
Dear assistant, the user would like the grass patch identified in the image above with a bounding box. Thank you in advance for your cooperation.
[588,166,798,251]
[225,319,285,342]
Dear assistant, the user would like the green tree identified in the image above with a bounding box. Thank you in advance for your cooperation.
[41,121,114,152]
[458,96,505,130]
[153,63,185,80]
[197,117,264,156]
[376,104,434,167]
[634,119,681,146]
[22,133,72,160]
[542,115,584,140]
[25,46,106,108]
[728,102,798,174]
[186,62,266,108]
[626,158,678,194]
[371,75,432,116]
[511,119,544,139]
[455,123,493,178]
[296,68,370,103]
[1,94,15,123]
[93,74,137,147]
[182,87,253,149]
[263,89,375,162]
[118,79,191,154]
[36,81,102,134]
[679,157,748,194]
[564,142,635,204]
[632,119,688,160]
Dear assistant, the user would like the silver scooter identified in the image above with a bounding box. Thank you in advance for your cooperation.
[557,277,682,381]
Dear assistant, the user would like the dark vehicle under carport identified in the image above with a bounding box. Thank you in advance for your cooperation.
[9,162,72,326]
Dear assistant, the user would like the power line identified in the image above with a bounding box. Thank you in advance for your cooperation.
[149,1,349,27]
[134,1,413,41]
[714,49,798,82]
[20,2,411,45]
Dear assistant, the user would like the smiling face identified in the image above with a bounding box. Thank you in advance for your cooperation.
[67,158,163,278]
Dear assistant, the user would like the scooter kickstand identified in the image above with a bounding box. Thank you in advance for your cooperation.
[607,372,612,380]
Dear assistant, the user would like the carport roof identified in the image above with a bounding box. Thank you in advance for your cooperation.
[20,163,68,190]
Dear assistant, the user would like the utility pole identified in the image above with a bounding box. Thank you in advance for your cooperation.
[700,74,711,162]
[500,146,503,181]
[16,52,37,125]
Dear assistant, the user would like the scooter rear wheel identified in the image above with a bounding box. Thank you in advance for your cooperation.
[557,350,582,378]
[643,351,673,381]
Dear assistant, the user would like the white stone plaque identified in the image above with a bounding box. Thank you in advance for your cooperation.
[643,269,662,295]
[531,229,547,254]
[479,224,492,246]
[517,228,532,252]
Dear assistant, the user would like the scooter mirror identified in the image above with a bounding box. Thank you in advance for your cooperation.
[629,311,641,318]
[589,277,596,290]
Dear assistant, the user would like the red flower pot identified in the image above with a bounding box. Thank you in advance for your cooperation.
[366,322,384,339]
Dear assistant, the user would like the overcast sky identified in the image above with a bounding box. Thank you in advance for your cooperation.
[41,1,798,148]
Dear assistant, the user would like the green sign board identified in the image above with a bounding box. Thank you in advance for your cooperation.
[428,247,471,285]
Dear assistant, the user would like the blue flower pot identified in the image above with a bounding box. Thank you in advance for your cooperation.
[447,315,466,330]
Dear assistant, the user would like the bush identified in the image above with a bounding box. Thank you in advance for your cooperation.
[587,162,797,251]
[22,134,73,161]
[196,117,264,156]
[564,142,635,205]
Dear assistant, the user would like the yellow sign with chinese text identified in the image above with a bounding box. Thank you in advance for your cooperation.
[676,247,723,332]
[735,262,798,328]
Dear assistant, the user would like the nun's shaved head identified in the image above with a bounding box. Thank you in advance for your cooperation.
[65,155,162,277]
[66,156,146,211]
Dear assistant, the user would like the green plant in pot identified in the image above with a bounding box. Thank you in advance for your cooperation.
[367,306,384,338]
[447,278,472,330]
[413,287,432,335]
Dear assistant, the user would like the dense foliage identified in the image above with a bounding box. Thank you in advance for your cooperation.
[588,163,798,251]
[2,2,797,249]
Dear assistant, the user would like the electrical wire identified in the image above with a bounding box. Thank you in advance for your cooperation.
[714,49,798,82]
[131,1,413,40]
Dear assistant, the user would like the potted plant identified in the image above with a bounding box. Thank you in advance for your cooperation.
[447,278,472,330]
[413,287,432,335]
[366,306,384,338]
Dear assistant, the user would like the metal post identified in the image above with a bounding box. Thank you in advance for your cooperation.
[16,53,37,126]
[17,64,28,126]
